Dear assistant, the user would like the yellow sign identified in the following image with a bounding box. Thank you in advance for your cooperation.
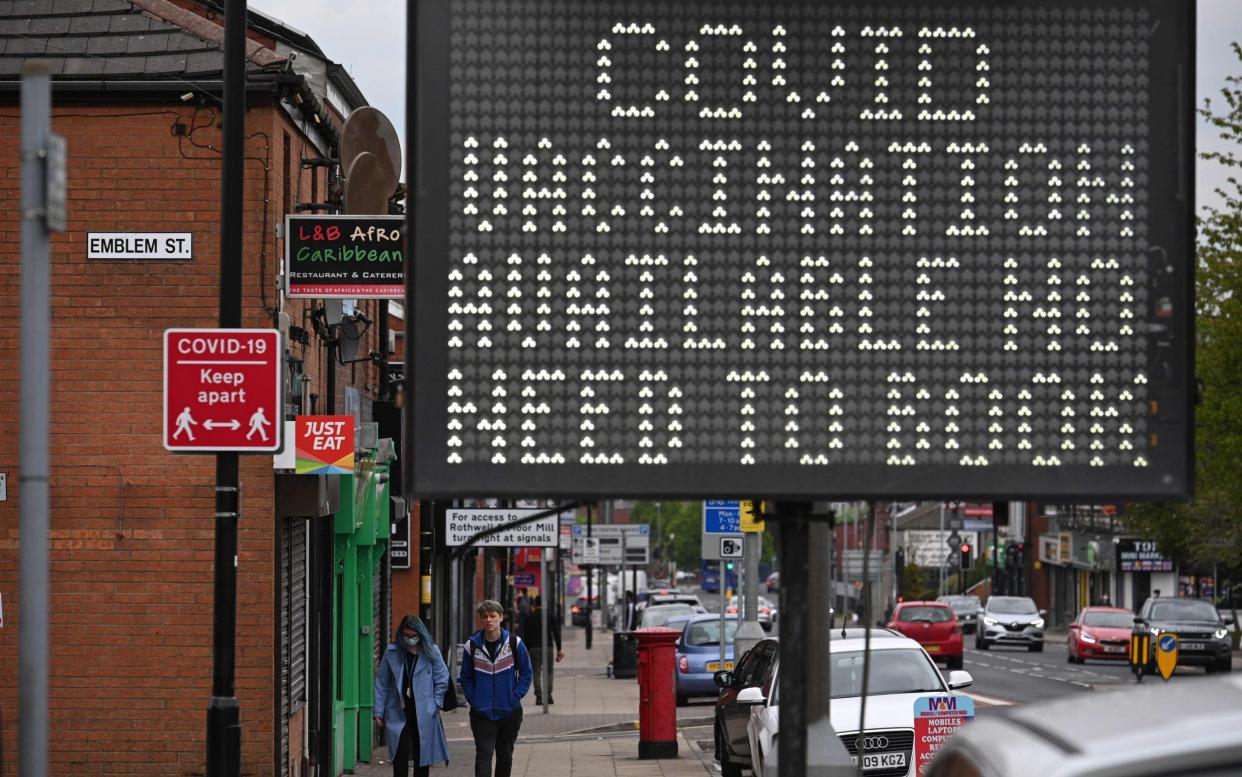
[1155,633,1179,681]
[740,500,765,532]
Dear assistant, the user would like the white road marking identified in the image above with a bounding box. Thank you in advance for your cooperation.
[963,691,1015,707]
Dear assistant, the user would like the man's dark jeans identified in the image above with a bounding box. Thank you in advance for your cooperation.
[469,707,523,777]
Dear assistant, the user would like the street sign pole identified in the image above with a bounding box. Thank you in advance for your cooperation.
[207,1,245,776]
[719,559,727,668]
[19,58,54,777]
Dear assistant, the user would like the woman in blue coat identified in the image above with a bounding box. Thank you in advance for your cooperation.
[374,614,450,776]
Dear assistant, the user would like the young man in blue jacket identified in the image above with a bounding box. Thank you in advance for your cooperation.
[460,599,533,777]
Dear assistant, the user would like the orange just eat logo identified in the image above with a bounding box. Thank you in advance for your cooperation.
[295,415,355,475]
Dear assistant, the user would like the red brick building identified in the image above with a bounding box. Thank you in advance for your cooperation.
[0,2,410,775]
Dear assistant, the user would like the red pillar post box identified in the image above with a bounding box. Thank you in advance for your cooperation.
[635,627,681,759]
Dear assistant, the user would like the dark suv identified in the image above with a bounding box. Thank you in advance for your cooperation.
[1138,597,1233,673]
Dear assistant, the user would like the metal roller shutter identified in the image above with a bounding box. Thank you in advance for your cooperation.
[280,519,309,777]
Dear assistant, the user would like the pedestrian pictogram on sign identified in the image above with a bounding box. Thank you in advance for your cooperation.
[164,328,283,452]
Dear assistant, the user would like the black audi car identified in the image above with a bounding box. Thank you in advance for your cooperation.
[1137,596,1233,674]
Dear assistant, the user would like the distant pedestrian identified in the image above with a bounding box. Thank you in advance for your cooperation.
[461,599,533,777]
[374,614,450,777]
[520,597,564,704]
[623,590,638,631]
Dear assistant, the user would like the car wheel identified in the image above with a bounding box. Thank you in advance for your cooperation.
[720,751,744,777]
[1217,657,1233,674]
[976,637,989,651]
[948,655,963,670]
[1029,642,1043,653]
[676,693,689,707]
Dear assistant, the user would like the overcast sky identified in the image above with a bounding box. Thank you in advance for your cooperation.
[254,0,1242,214]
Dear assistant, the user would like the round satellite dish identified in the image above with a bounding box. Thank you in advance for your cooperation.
[340,106,401,193]
[343,151,393,215]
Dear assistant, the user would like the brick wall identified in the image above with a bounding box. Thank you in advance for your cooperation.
[0,97,382,777]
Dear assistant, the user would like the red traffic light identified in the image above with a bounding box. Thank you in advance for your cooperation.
[960,543,971,553]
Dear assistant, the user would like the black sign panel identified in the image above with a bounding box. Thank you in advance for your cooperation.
[286,214,405,299]
[410,0,1193,500]
[1116,538,1172,572]
[390,509,411,569]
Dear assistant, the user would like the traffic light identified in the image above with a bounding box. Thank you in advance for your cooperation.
[726,561,735,572]
[960,542,973,571]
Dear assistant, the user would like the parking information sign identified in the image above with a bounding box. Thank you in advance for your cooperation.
[164,328,282,453]
[411,0,1193,500]
[703,500,744,560]
[913,694,975,774]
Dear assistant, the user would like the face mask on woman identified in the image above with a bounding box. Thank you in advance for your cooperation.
[404,634,420,648]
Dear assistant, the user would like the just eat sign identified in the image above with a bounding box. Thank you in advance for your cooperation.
[295,416,355,475]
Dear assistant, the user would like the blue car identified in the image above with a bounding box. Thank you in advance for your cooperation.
[675,615,739,706]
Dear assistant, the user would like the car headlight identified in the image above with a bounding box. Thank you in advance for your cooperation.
[1031,618,1044,629]
[1215,628,1229,640]
[1079,632,1097,643]
[1148,626,1161,636]
[983,616,998,626]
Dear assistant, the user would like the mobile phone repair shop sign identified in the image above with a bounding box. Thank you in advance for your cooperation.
[410,0,1194,501]
[285,214,405,299]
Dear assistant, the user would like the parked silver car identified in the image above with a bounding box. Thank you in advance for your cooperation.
[976,596,1045,652]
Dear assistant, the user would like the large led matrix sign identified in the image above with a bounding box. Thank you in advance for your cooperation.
[411,0,1193,499]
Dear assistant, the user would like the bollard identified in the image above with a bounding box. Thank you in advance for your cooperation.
[635,627,681,759]
[1129,618,1151,683]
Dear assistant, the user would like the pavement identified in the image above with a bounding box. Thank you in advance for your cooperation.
[353,625,717,777]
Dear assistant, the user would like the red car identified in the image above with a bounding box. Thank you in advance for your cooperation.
[886,601,964,669]
[1067,606,1135,663]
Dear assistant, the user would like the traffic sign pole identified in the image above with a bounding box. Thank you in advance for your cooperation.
[207,3,246,777]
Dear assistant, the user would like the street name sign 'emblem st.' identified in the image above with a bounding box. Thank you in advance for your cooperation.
[163,328,283,452]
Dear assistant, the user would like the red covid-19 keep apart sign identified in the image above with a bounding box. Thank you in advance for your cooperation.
[163,328,283,453]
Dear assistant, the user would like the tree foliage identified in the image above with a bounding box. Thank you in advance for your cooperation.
[629,500,777,574]
[1124,43,1242,571]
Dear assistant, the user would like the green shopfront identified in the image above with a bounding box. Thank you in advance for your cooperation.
[332,457,391,774]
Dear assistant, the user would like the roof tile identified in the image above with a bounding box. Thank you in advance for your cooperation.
[60,55,104,75]
[67,14,107,34]
[92,0,130,11]
[47,35,86,53]
[51,0,94,12]
[108,12,151,33]
[102,54,143,74]
[0,17,30,33]
[30,16,70,34]
[184,49,220,73]
[85,35,128,55]
[166,33,210,52]
[126,32,168,53]
[6,36,47,54]
[142,51,184,73]
[0,2,16,19]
